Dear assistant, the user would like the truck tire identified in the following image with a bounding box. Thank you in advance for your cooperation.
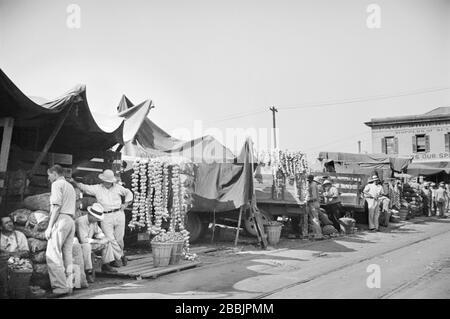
[186,212,205,243]
[244,209,273,237]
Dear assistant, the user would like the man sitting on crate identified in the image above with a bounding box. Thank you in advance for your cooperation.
[75,203,118,283]
[0,216,29,258]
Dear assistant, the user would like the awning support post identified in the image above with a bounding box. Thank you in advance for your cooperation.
[0,117,14,207]
[28,106,72,179]
[234,205,244,246]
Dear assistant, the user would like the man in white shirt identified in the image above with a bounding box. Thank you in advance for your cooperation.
[45,165,77,296]
[363,175,383,231]
[71,169,133,267]
[0,216,29,258]
[321,180,343,234]
[75,203,118,283]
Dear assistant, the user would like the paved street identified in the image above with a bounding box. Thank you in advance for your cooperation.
[68,217,450,299]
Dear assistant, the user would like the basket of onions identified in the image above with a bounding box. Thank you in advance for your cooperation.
[150,231,174,267]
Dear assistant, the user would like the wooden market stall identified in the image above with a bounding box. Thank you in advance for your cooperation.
[0,69,151,214]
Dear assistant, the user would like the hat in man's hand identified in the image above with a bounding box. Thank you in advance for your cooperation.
[98,169,117,183]
[87,203,105,221]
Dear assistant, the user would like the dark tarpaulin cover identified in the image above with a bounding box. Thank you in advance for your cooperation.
[0,69,150,156]
[118,97,253,212]
[318,151,412,173]
[407,161,450,175]
[191,138,254,212]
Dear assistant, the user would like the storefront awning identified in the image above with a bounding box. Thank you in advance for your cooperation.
[407,162,450,175]
[318,151,413,173]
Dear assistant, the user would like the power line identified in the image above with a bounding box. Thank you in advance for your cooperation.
[168,86,450,127]
[278,86,450,110]
[302,130,372,153]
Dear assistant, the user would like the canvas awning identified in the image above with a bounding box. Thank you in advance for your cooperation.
[407,161,450,175]
[118,95,235,163]
[318,151,413,173]
[0,69,150,157]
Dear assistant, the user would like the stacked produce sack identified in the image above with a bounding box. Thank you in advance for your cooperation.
[9,195,51,290]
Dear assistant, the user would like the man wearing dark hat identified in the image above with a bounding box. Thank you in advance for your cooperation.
[306,175,323,239]
[72,169,133,267]
[75,203,118,283]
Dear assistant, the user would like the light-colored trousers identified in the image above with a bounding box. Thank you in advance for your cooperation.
[100,210,125,258]
[307,201,323,238]
[366,198,380,230]
[46,214,75,291]
[80,240,119,270]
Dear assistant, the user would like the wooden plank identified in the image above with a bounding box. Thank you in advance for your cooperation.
[9,150,73,165]
[29,175,49,188]
[139,262,201,278]
[98,261,201,278]
[0,117,14,173]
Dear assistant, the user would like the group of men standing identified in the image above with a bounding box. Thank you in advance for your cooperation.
[45,165,133,296]
[306,175,343,239]
[420,181,450,218]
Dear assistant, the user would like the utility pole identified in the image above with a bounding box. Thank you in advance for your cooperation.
[269,106,278,149]
[358,140,361,153]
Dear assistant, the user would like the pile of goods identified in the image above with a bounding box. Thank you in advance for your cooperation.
[9,193,53,290]
[401,183,423,218]
[7,257,33,271]
[128,156,197,261]
[257,149,309,202]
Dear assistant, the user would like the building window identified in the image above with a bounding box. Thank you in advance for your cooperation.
[382,136,397,154]
[413,134,429,153]
[445,133,450,153]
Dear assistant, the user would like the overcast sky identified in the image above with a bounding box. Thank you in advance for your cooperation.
[1,0,449,164]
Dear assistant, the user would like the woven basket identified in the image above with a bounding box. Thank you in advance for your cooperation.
[8,269,32,299]
[151,242,174,267]
[169,241,184,265]
[264,224,282,245]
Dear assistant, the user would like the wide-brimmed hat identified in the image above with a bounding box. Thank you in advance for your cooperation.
[368,175,379,183]
[98,169,117,183]
[87,203,105,221]
[322,179,332,185]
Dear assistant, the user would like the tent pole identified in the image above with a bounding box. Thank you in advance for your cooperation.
[211,209,216,243]
[234,206,244,246]
[28,105,72,179]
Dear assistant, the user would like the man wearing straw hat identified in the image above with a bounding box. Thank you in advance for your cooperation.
[72,169,133,267]
[363,175,383,231]
[75,203,119,283]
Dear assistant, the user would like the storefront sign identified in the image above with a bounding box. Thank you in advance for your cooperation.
[411,152,450,161]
